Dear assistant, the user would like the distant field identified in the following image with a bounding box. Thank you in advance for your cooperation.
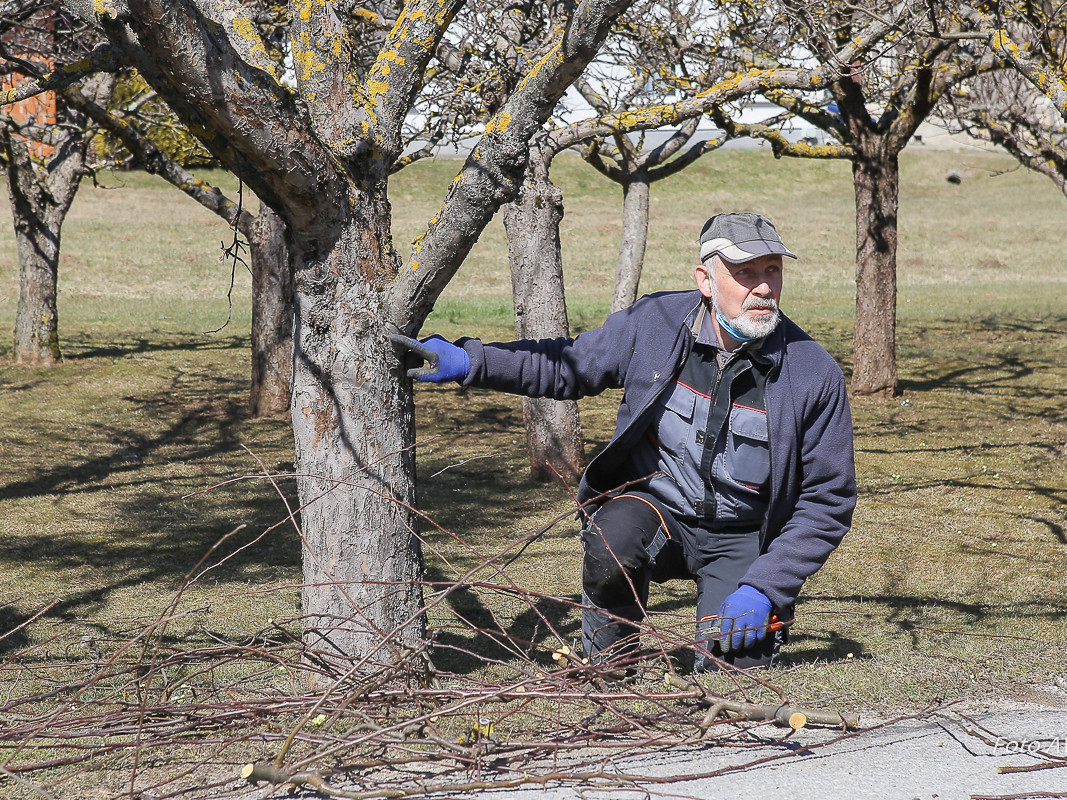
[0,147,1064,795]
[1,146,1063,344]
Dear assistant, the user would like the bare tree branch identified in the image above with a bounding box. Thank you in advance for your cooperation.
[63,81,253,234]
[390,0,636,332]
[958,2,1067,121]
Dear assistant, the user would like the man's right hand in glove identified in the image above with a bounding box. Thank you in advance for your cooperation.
[717,584,772,653]
[390,333,470,383]
[417,335,470,383]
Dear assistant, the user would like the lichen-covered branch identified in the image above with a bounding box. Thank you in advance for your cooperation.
[389,0,635,332]
[881,50,997,152]
[984,113,1067,193]
[948,68,1067,197]
[958,3,1067,121]
[362,0,466,164]
[287,0,375,154]
[191,0,282,77]
[0,42,119,105]
[106,0,346,234]
[714,107,851,159]
[549,67,829,155]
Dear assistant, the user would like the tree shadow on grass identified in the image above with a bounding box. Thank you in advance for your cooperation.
[0,353,580,661]
[781,592,1067,663]
[0,398,246,503]
[425,568,581,675]
[634,586,1067,666]
[897,353,1035,395]
[0,377,302,654]
[418,579,1067,675]
[0,603,32,655]
[896,317,1067,410]
[61,332,251,361]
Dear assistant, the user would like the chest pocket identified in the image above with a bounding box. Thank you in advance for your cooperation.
[726,404,769,487]
[651,384,697,464]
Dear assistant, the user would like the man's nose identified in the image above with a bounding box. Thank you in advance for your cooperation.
[751,278,772,296]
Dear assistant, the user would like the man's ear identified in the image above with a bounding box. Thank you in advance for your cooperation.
[694,262,714,299]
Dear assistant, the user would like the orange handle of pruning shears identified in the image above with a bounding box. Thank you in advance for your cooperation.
[701,613,790,632]
[770,613,800,632]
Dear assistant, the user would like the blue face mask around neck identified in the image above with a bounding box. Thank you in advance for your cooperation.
[715,312,759,343]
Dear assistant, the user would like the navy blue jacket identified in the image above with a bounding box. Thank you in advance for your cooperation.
[459,290,856,608]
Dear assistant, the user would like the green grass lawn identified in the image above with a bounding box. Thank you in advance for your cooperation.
[0,146,1065,795]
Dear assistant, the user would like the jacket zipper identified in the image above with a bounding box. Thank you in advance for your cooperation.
[758,356,782,551]
[584,300,702,498]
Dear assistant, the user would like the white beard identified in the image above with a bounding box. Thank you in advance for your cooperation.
[725,303,780,339]
[712,287,781,340]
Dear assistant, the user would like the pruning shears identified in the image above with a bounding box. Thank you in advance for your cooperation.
[700,612,792,635]
[388,333,441,379]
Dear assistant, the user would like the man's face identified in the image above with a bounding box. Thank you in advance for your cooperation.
[695,253,784,341]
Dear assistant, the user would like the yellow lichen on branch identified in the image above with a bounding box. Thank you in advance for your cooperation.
[694,67,779,100]
[991,29,1016,53]
[484,112,512,134]
[353,8,386,28]
[293,40,327,80]
[232,17,278,81]
[516,42,563,93]
[366,79,389,98]
[293,0,327,23]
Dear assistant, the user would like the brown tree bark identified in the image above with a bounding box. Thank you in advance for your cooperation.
[609,171,649,314]
[249,204,292,417]
[850,146,899,396]
[503,147,585,484]
[2,107,87,367]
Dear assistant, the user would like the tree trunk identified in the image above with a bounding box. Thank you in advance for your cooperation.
[2,123,85,367]
[851,147,899,396]
[249,204,293,417]
[609,171,650,314]
[503,154,585,484]
[9,173,61,367]
[289,192,425,676]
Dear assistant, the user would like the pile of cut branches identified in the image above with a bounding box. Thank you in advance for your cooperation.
[0,483,863,799]
[0,591,862,799]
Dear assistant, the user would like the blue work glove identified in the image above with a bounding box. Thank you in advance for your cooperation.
[717,585,772,654]
[417,334,470,383]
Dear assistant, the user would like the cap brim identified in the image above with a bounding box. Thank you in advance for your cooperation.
[701,237,798,263]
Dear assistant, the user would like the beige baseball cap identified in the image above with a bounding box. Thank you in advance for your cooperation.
[699,212,797,263]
